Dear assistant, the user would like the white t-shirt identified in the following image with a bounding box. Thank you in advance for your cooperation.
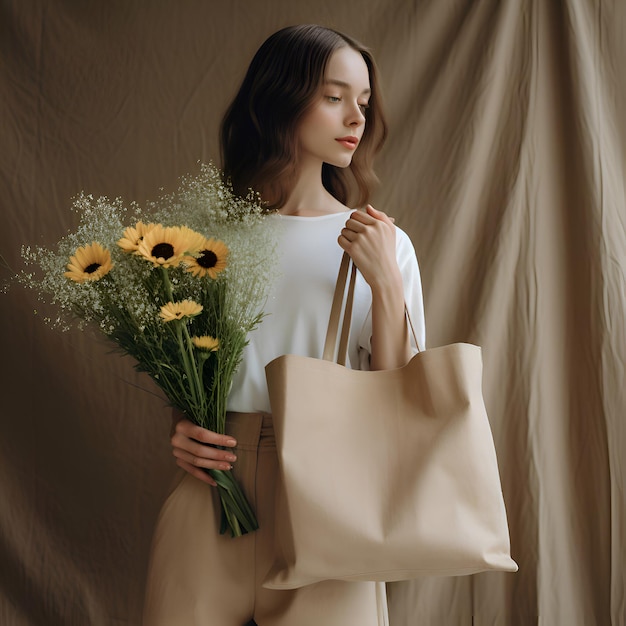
[227,211,426,414]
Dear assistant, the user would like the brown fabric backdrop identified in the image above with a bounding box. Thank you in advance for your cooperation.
[1,1,624,624]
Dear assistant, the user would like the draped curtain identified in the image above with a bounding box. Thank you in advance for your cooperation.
[1,1,624,624]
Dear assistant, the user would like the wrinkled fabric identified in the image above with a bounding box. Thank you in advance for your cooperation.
[0,1,624,624]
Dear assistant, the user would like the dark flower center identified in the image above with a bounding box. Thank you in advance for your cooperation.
[85,262,101,274]
[198,250,218,268]
[152,243,174,259]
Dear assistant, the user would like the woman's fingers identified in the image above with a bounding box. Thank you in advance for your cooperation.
[340,206,393,249]
[344,207,394,234]
[175,458,218,487]
[365,204,395,224]
[340,209,377,243]
[338,205,399,289]
[170,418,238,487]
[174,418,237,448]
[171,432,237,463]
[347,205,391,223]
[172,444,235,471]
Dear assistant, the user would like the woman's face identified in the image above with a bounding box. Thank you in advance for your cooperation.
[297,46,371,169]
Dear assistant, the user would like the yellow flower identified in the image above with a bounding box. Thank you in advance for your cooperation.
[64,242,113,283]
[178,226,207,254]
[184,238,229,279]
[117,221,156,253]
[137,225,198,268]
[159,299,203,322]
[191,335,220,351]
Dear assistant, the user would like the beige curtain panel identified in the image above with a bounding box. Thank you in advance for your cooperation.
[1,1,624,624]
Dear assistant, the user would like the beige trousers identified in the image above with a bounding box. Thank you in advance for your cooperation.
[143,412,389,626]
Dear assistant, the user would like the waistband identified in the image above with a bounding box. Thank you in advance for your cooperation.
[225,411,274,450]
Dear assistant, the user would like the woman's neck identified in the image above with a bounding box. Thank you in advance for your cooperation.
[278,161,349,216]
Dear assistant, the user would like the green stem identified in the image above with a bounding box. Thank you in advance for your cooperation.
[180,322,207,419]
[174,323,202,416]
[157,265,207,420]
[154,264,258,537]
[159,266,174,301]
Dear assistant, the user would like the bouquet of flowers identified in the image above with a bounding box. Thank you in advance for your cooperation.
[12,163,276,537]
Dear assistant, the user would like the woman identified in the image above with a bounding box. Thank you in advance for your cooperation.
[144,24,425,626]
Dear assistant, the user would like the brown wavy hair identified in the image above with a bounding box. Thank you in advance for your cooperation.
[220,24,388,210]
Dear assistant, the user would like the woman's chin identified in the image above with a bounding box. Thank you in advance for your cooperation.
[325,156,354,169]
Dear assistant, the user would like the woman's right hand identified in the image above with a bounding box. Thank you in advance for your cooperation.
[170,415,238,487]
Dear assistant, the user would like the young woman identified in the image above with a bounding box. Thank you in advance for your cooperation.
[143,24,425,626]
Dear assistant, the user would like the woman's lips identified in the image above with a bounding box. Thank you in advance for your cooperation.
[335,136,359,149]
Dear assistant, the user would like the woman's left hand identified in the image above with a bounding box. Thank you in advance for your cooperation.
[338,204,400,292]
[338,204,411,370]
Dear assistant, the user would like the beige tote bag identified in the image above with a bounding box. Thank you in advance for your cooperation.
[264,253,517,590]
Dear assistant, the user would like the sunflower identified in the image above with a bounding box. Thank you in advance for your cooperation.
[137,225,200,268]
[191,335,220,351]
[178,226,207,254]
[184,238,229,279]
[159,299,203,322]
[117,221,156,253]
[64,242,114,283]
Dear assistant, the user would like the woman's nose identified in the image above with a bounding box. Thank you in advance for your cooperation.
[346,102,365,127]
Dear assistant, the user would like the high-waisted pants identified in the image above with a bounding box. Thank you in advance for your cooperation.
[143,412,389,626]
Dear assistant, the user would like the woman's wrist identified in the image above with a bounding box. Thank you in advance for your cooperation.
[369,266,404,303]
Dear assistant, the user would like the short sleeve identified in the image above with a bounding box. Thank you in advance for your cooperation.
[357,226,426,370]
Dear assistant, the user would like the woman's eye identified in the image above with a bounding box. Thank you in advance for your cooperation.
[326,96,341,103]
[359,103,370,113]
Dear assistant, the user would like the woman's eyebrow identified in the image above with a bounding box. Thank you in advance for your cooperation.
[324,79,371,95]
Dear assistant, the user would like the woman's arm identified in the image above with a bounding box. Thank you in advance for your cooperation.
[338,205,412,370]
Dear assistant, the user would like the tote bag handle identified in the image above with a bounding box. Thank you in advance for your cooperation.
[322,252,421,365]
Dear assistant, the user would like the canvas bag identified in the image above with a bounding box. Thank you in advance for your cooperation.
[263,252,518,589]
